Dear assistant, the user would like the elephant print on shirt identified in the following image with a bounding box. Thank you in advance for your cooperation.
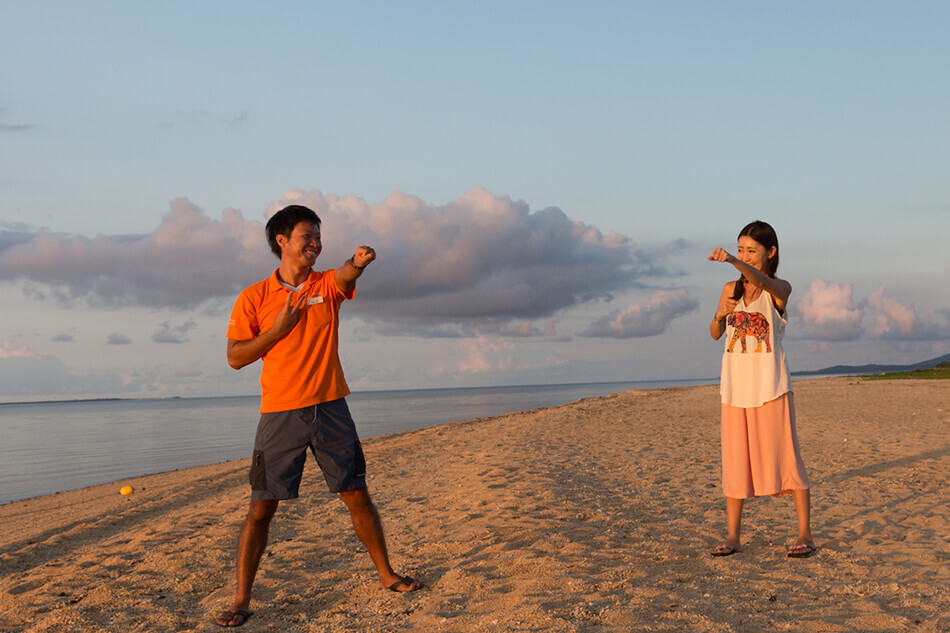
[726,311,771,354]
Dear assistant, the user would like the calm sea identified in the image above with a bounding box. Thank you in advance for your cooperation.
[0,379,714,504]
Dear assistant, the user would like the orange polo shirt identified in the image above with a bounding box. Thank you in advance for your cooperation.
[227,269,354,413]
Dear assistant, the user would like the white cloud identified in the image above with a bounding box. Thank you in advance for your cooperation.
[796,279,864,341]
[451,337,560,376]
[867,287,916,337]
[456,338,506,374]
[866,287,948,340]
[795,280,949,342]
[106,333,132,345]
[580,289,698,339]
[0,342,34,359]
[152,319,198,344]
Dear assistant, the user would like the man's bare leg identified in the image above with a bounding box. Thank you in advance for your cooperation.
[216,499,279,626]
[339,487,421,592]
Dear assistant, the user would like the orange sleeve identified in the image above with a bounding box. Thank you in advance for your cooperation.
[226,285,261,341]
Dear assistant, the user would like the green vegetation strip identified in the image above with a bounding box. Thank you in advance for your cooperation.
[862,363,950,380]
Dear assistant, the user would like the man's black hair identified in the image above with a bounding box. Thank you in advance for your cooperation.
[265,205,321,258]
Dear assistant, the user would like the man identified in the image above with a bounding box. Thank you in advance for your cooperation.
[216,205,421,628]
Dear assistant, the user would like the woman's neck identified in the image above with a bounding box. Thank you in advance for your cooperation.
[744,284,763,303]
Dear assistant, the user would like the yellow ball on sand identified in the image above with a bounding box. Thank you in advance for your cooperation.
[120,485,133,496]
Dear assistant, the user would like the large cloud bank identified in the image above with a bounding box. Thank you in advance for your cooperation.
[0,188,674,336]
[279,188,655,334]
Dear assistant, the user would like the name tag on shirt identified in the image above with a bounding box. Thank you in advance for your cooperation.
[307,295,324,305]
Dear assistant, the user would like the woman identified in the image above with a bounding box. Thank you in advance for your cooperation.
[708,220,815,558]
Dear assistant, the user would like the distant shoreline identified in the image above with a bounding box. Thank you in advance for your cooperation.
[793,352,950,376]
[0,396,128,407]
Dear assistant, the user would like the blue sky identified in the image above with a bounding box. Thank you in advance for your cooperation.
[1,2,948,401]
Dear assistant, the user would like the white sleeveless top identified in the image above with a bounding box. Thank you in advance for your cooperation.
[720,290,791,407]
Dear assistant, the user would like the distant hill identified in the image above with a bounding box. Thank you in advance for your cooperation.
[795,353,950,376]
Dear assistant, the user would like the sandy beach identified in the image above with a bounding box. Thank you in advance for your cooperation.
[1,377,947,632]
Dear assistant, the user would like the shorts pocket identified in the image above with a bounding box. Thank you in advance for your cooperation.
[250,450,268,490]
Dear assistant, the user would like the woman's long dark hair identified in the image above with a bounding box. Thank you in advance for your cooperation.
[731,220,780,301]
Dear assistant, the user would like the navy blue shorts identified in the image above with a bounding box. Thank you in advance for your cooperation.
[249,398,366,499]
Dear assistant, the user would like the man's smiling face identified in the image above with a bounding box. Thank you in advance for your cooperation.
[278,221,322,267]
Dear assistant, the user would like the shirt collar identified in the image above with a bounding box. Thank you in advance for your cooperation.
[266,268,320,292]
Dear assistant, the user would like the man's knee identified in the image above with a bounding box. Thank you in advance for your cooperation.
[339,487,373,511]
[246,499,279,524]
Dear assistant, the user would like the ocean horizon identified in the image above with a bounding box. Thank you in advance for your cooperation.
[0,378,718,408]
[0,378,722,504]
